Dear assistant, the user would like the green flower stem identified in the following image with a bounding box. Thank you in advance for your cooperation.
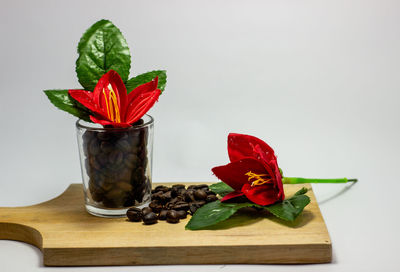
[282,177,358,184]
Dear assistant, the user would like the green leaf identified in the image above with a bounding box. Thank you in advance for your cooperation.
[185,201,253,230]
[76,19,131,90]
[44,90,91,122]
[294,187,308,196]
[125,70,167,94]
[209,182,234,197]
[264,188,310,221]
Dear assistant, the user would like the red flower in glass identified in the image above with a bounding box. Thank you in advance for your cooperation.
[212,133,285,206]
[69,70,161,128]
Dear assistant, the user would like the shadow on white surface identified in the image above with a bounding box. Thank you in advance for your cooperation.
[318,182,358,206]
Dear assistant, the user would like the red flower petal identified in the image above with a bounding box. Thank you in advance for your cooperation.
[254,145,284,201]
[108,70,128,119]
[125,89,161,124]
[212,157,268,191]
[126,77,159,103]
[90,115,131,128]
[242,183,281,206]
[68,89,103,115]
[220,191,245,202]
[93,71,112,111]
[228,133,276,163]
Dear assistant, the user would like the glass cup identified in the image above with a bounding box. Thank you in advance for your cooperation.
[76,115,154,217]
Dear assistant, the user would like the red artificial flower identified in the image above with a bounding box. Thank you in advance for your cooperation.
[69,70,161,128]
[212,133,285,206]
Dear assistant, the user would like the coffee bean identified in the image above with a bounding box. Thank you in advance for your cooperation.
[89,139,101,155]
[160,191,172,203]
[166,210,180,224]
[149,201,163,213]
[154,185,170,193]
[176,210,187,219]
[117,181,133,192]
[172,184,185,190]
[117,168,132,182]
[206,190,216,196]
[184,190,195,202]
[173,201,189,211]
[193,184,209,190]
[189,203,200,215]
[124,153,139,168]
[126,208,142,222]
[96,153,108,166]
[89,156,101,170]
[142,207,152,215]
[99,181,113,192]
[109,149,123,165]
[196,200,207,206]
[206,194,218,203]
[106,188,126,201]
[132,119,144,126]
[143,212,158,225]
[97,131,111,141]
[158,210,168,220]
[116,140,131,153]
[194,189,207,200]
[100,141,113,153]
[151,191,163,201]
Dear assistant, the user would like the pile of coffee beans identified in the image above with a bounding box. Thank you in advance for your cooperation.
[82,119,152,208]
[126,184,219,225]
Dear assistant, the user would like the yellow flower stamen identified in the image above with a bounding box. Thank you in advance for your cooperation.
[102,84,121,123]
[245,171,272,187]
[102,88,111,120]
[108,86,121,123]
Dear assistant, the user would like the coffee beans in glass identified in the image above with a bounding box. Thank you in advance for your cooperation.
[76,115,154,217]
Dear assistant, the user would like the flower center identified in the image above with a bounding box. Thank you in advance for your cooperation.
[245,171,272,187]
[103,84,121,123]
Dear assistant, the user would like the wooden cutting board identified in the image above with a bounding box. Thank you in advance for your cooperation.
[0,183,331,266]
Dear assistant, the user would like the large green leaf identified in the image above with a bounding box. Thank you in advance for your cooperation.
[264,188,310,222]
[209,182,234,197]
[76,19,131,90]
[125,70,167,94]
[44,90,91,122]
[185,187,311,230]
[185,201,253,230]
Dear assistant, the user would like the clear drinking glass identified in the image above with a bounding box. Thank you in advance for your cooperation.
[76,115,154,217]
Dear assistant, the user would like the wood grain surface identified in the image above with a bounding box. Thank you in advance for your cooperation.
[0,183,331,266]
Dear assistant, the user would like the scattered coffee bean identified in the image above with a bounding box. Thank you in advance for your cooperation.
[194,189,207,200]
[166,210,180,224]
[126,208,142,222]
[176,210,187,219]
[173,201,190,211]
[142,207,152,215]
[206,194,218,203]
[127,184,220,225]
[158,210,168,220]
[143,212,158,225]
[149,201,163,213]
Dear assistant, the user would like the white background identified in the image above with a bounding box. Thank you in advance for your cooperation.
[1,0,399,271]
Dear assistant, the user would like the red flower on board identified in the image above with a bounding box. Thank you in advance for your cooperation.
[212,133,285,206]
[69,70,161,128]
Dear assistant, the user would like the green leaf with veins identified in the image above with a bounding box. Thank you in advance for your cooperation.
[125,70,167,94]
[185,201,253,230]
[264,188,310,221]
[76,19,131,90]
[44,90,91,122]
[209,182,234,197]
[185,187,310,230]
